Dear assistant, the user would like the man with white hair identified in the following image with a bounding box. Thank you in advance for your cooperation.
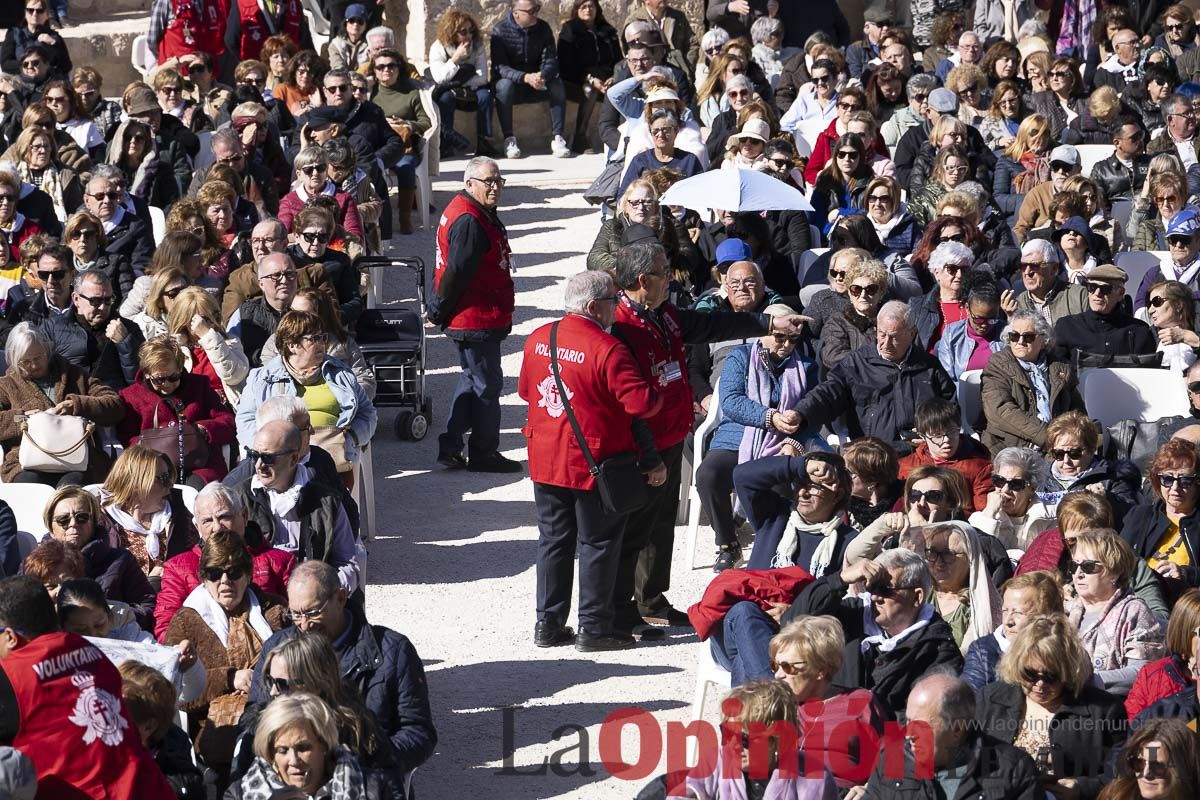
[519,270,663,652]
[1010,238,1088,326]
[794,300,956,452]
[83,173,153,275]
[935,30,982,81]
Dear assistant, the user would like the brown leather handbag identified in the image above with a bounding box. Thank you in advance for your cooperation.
[138,402,209,479]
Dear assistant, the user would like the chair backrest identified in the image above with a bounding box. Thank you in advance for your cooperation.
[300,0,330,35]
[1079,367,1191,427]
[1077,144,1114,178]
[418,87,442,177]
[304,9,330,55]
[958,369,983,436]
[808,223,821,249]
[131,35,154,78]
[796,248,830,287]
[799,283,829,309]
[0,483,56,541]
[1114,251,1168,300]
[149,206,166,246]
[176,485,198,515]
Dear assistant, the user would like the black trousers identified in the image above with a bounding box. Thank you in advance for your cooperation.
[695,447,739,548]
[534,481,627,636]
[614,441,685,621]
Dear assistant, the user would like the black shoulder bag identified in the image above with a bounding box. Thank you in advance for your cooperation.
[549,321,649,516]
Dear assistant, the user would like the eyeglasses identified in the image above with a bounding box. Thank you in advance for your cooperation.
[265,675,291,694]
[867,193,892,204]
[649,126,677,137]
[89,192,121,201]
[938,233,965,243]
[848,284,880,298]
[991,475,1029,491]
[37,270,67,281]
[1020,667,1062,685]
[1049,447,1085,460]
[251,236,283,247]
[299,165,326,176]
[43,95,66,105]
[907,488,946,505]
[147,373,182,386]
[1007,331,1039,344]
[1084,282,1115,297]
[301,333,329,346]
[300,231,330,244]
[162,286,186,300]
[260,270,297,284]
[921,432,953,446]
[202,566,246,582]
[52,512,91,527]
[836,150,860,160]
[1067,559,1104,575]
[926,548,964,566]
[469,176,506,188]
[77,293,112,307]
[837,102,863,112]
[626,198,657,208]
[1126,755,1173,780]
[769,659,807,675]
[1158,473,1198,490]
[247,447,297,467]
[727,89,751,100]
[287,599,330,623]
[1156,194,1183,206]
[725,279,759,290]
[374,62,399,72]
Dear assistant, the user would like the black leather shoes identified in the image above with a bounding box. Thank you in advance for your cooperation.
[534,621,575,648]
[468,453,524,473]
[575,631,636,652]
[437,449,467,469]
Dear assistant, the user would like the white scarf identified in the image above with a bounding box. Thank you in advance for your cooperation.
[1162,254,1200,287]
[251,462,311,518]
[991,626,1012,653]
[101,205,125,234]
[771,510,844,574]
[104,502,172,559]
[1100,53,1138,80]
[861,603,934,653]
[293,179,336,202]
[181,583,273,648]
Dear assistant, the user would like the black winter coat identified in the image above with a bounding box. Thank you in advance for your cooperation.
[42,309,144,391]
[1120,502,1200,595]
[1090,153,1151,204]
[863,732,1041,800]
[907,288,945,352]
[1052,308,1158,361]
[287,245,362,329]
[79,537,156,631]
[976,681,1128,800]
[895,122,995,189]
[557,18,621,84]
[781,572,964,716]
[490,13,559,82]
[104,211,154,277]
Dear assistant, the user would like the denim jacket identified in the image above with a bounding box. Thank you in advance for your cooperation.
[935,318,1005,380]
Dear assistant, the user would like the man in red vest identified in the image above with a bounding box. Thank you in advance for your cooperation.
[610,241,808,636]
[429,156,522,474]
[519,271,663,651]
[0,576,175,799]
[148,0,228,70]
[225,0,311,63]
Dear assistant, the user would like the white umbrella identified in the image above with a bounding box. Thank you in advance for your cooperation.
[659,167,814,213]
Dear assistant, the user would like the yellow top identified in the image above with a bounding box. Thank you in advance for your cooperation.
[1149,520,1191,570]
[298,380,340,430]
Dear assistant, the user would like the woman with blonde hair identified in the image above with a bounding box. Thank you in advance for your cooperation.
[1130,157,1190,251]
[165,287,249,405]
[697,50,748,128]
[130,266,191,341]
[994,114,1053,219]
[62,210,132,303]
[586,177,693,274]
[962,571,1064,689]
[908,143,974,228]
[119,231,206,320]
[945,63,987,124]
[11,125,81,224]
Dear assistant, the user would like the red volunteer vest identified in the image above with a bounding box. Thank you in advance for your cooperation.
[0,632,174,799]
[518,313,661,490]
[434,193,515,331]
[236,0,303,61]
[158,0,227,64]
[612,294,693,449]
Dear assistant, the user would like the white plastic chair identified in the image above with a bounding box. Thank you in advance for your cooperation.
[958,370,983,438]
[1079,368,1191,428]
[688,643,732,764]
[354,445,376,541]
[1078,144,1114,178]
[684,378,724,570]
[131,34,155,79]
[798,283,829,309]
[304,9,330,56]
[149,206,166,246]
[1115,251,1168,300]
[0,483,55,551]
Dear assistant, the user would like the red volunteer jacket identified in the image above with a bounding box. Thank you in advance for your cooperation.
[519,313,661,490]
[157,0,227,64]
[234,0,303,61]
[0,632,174,799]
[434,193,515,331]
[612,294,693,450]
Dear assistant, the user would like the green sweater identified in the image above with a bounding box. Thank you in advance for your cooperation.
[372,80,431,136]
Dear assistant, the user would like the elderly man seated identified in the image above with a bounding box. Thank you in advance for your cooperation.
[220,220,328,323]
[227,252,300,366]
[794,300,956,453]
[187,128,279,219]
[7,243,73,326]
[232,420,361,594]
[42,269,144,390]
[1052,263,1157,363]
[239,561,437,784]
[1010,239,1088,326]
[82,173,153,275]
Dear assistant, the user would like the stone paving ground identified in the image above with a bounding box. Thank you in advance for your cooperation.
[367,152,718,798]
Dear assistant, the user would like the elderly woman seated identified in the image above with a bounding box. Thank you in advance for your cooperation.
[0,322,123,487]
[969,446,1055,550]
[819,256,887,369]
[1037,410,1142,523]
[225,692,403,799]
[899,398,993,514]
[976,614,1131,800]
[961,570,1064,690]
[921,521,1002,654]
[695,305,821,572]
[802,247,857,339]
[1065,529,1166,696]
[1121,438,1200,600]
[980,309,1083,453]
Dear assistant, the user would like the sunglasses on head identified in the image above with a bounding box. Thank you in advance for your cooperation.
[202,566,246,582]
[1020,667,1061,685]
[1158,473,1198,490]
[907,488,946,505]
[1126,755,1172,780]
[1050,447,1085,460]
[247,448,296,467]
[1067,559,1104,575]
[1084,282,1115,297]
[848,283,880,298]
[1007,331,1039,345]
[991,475,1028,491]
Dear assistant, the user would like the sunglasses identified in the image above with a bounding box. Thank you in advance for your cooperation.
[37,271,67,281]
[829,269,846,281]
[1168,235,1194,247]
[202,566,246,582]
[21,60,43,69]
[1148,295,1171,308]
[1156,194,1183,206]
[147,373,182,386]
[374,62,399,72]
[1020,667,1061,685]
[812,75,832,85]
[991,475,1028,491]
[836,150,860,159]
[867,193,891,204]
[926,548,963,566]
[77,293,112,307]
[89,191,121,201]
[837,102,863,112]
[1050,161,1074,173]
[184,63,207,75]
[69,229,98,241]
[907,488,946,505]
[1067,559,1104,575]
[1084,282,1115,297]
[265,675,291,694]
[162,286,186,299]
[727,89,751,100]
[300,231,330,244]
[938,233,965,243]
[52,512,91,527]
[1188,380,1200,393]
[1006,331,1039,344]
[768,158,792,169]
[1158,473,1198,490]
[247,448,297,467]
[300,165,326,176]
[769,659,805,675]
[869,583,918,598]
[1126,755,1172,780]
[1049,447,1085,460]
[848,284,880,298]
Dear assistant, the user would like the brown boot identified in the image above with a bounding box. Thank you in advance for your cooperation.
[396,187,416,235]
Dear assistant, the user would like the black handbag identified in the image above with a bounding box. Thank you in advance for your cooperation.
[582,137,629,207]
[550,321,648,515]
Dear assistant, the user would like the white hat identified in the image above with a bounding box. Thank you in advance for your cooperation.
[727,118,771,149]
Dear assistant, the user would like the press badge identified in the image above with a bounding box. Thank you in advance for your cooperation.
[659,360,683,385]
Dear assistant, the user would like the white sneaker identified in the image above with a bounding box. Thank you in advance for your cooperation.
[551,134,571,158]
[504,136,522,159]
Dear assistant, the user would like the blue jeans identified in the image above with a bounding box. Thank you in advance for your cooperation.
[434,86,494,140]
[393,153,420,190]
[709,601,778,686]
[494,76,566,138]
[440,337,504,459]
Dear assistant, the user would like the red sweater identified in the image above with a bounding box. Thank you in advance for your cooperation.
[1126,655,1193,719]
[898,437,993,513]
[277,188,364,241]
[117,373,236,483]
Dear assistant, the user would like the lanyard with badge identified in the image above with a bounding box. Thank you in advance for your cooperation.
[619,294,683,388]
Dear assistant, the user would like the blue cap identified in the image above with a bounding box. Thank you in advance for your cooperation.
[1052,215,1091,242]
[715,237,753,271]
[345,3,369,20]
[304,104,347,130]
[1167,207,1200,238]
